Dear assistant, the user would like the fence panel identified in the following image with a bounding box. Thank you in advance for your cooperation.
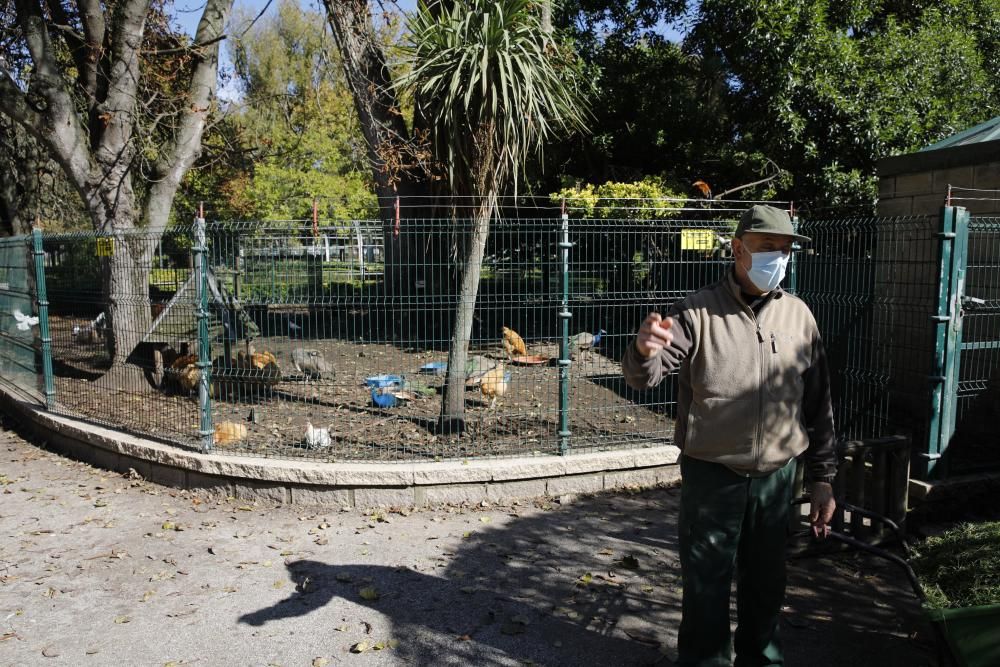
[794,215,939,450]
[0,235,41,402]
[13,212,988,469]
[44,228,203,449]
[950,215,1000,472]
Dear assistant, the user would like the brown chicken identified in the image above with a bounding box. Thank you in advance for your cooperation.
[238,349,279,371]
[479,363,508,409]
[501,326,526,359]
[167,353,200,394]
[213,421,248,447]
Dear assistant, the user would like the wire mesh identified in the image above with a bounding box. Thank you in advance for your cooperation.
[44,228,203,448]
[0,235,42,402]
[951,215,1000,472]
[12,210,990,467]
[794,215,939,448]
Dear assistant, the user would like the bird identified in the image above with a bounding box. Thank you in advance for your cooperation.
[304,421,332,449]
[72,312,106,344]
[501,326,526,359]
[691,179,713,200]
[479,363,510,409]
[464,355,498,387]
[292,348,333,380]
[12,309,38,332]
[213,421,248,447]
[167,353,200,394]
[288,318,304,340]
[569,329,606,360]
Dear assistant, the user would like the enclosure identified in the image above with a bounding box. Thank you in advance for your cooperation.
[0,206,995,478]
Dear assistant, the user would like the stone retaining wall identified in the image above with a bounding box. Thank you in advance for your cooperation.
[2,392,680,509]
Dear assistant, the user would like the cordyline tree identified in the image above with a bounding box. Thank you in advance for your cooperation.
[0,0,234,364]
[401,0,588,432]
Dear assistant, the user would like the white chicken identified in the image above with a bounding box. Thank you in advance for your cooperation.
[12,309,38,331]
[304,421,332,449]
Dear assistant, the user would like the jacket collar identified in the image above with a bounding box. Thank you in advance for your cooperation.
[725,266,784,305]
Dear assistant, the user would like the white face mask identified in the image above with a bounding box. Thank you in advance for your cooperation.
[744,250,789,292]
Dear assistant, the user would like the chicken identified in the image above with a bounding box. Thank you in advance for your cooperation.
[464,355,498,387]
[501,326,526,359]
[304,421,332,449]
[569,328,606,359]
[213,421,248,447]
[239,348,279,371]
[292,348,333,380]
[166,353,200,394]
[72,312,105,344]
[479,363,509,409]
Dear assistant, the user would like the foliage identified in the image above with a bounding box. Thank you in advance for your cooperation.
[399,0,590,194]
[912,521,1000,609]
[178,0,378,222]
[549,176,685,218]
[687,0,1000,213]
[548,0,1000,214]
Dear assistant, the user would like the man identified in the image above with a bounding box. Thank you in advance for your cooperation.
[622,204,837,667]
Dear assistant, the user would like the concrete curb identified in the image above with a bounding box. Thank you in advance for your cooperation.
[1,392,681,509]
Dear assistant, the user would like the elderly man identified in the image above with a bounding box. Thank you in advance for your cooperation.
[623,204,837,666]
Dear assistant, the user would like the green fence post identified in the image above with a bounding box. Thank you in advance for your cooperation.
[194,217,214,452]
[557,212,572,454]
[31,228,55,409]
[788,214,801,294]
[924,205,969,478]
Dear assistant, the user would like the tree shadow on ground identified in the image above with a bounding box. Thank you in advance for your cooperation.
[238,487,936,667]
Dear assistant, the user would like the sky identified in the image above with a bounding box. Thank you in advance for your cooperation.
[170,0,685,100]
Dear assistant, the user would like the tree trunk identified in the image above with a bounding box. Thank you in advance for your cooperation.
[102,233,155,365]
[438,196,495,433]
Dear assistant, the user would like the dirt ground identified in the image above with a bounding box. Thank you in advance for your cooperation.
[0,420,939,667]
[46,314,670,461]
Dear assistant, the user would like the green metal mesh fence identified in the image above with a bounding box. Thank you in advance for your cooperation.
[15,210,995,468]
[951,215,1000,472]
[793,215,939,451]
[0,235,41,402]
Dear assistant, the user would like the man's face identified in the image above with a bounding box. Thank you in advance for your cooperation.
[733,232,794,270]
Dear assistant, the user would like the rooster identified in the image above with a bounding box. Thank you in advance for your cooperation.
[479,363,509,409]
[166,353,201,394]
[501,326,526,359]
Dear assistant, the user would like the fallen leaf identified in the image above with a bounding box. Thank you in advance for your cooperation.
[114,615,131,624]
[479,516,491,524]
[359,586,379,601]
[312,658,329,667]
[618,554,640,570]
[42,646,60,658]
[350,641,369,653]
[577,572,593,586]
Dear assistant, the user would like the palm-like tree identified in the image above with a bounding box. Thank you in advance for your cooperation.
[400,0,588,433]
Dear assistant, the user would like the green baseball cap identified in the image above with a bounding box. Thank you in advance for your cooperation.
[735,204,810,242]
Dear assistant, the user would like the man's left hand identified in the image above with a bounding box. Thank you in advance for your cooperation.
[808,482,836,538]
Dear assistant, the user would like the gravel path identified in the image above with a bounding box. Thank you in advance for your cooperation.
[0,419,937,666]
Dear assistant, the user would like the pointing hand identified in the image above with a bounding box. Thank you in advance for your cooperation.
[636,313,674,358]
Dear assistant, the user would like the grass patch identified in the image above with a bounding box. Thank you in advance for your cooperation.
[911,521,1000,609]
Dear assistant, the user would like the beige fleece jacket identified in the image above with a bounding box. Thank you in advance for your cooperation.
[622,270,837,480]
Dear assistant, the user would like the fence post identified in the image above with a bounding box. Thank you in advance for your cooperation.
[31,228,55,409]
[787,214,801,294]
[193,217,214,452]
[924,206,969,478]
[557,212,572,454]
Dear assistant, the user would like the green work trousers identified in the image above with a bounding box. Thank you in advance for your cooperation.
[677,455,796,667]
